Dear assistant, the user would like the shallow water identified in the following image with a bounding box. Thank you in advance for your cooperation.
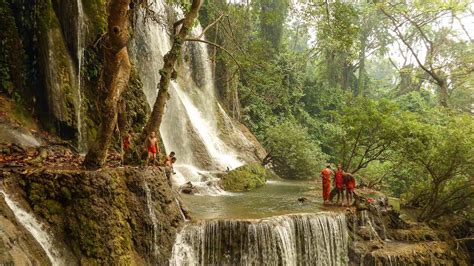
[181,180,333,220]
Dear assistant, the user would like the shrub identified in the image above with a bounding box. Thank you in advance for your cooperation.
[264,121,327,179]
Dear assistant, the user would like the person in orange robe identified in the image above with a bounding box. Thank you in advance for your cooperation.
[344,173,356,206]
[334,164,345,206]
[320,165,333,205]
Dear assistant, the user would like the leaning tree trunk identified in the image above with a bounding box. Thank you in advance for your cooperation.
[139,0,202,144]
[84,0,131,168]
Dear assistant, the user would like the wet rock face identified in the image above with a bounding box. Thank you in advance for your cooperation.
[37,0,80,140]
[179,181,198,195]
[0,123,42,148]
[0,197,51,266]
[5,167,184,265]
[347,197,470,265]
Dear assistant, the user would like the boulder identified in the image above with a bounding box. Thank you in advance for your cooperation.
[219,163,273,192]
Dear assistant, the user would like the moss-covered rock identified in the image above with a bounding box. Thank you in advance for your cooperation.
[4,167,184,265]
[36,0,80,139]
[220,163,272,192]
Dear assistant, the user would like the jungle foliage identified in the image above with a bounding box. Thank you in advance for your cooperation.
[200,0,474,221]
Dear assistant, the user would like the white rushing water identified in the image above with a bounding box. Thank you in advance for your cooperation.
[143,181,161,258]
[129,0,251,194]
[76,0,86,152]
[169,212,349,265]
[0,190,63,265]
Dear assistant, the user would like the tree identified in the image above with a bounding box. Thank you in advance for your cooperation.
[139,0,202,145]
[264,120,327,180]
[330,98,400,173]
[258,0,289,51]
[397,113,474,221]
[355,2,391,97]
[84,0,131,168]
[380,2,472,107]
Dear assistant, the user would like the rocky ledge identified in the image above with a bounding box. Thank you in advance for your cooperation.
[1,167,185,265]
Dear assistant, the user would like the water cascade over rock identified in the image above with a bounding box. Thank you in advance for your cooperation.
[129,0,261,193]
[0,190,63,265]
[169,213,349,265]
[143,180,161,258]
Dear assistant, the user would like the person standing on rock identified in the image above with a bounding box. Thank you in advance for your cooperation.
[344,172,356,206]
[320,165,333,205]
[123,130,133,151]
[146,131,160,165]
[334,164,345,206]
[165,157,177,185]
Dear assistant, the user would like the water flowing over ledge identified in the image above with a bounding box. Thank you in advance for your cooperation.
[0,190,63,265]
[170,212,349,266]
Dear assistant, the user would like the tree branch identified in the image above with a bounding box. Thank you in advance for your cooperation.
[185,38,242,70]
[197,13,225,39]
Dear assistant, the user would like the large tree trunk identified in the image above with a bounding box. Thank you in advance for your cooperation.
[139,0,202,144]
[84,0,131,168]
[438,79,448,107]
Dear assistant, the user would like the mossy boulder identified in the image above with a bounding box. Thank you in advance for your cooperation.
[220,163,272,192]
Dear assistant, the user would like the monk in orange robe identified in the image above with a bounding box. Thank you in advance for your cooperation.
[320,165,333,205]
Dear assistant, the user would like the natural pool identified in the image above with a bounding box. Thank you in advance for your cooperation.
[180,179,345,220]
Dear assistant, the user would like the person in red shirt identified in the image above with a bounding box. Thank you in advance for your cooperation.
[334,164,345,206]
[344,172,356,206]
[122,130,133,150]
[320,165,333,205]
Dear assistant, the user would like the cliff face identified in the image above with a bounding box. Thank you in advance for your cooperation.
[1,167,184,265]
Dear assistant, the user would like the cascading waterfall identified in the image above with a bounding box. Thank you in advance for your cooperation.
[0,190,63,265]
[170,213,349,265]
[129,0,252,193]
[143,181,161,257]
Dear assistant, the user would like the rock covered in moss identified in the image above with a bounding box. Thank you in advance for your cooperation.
[4,167,184,265]
[219,163,273,192]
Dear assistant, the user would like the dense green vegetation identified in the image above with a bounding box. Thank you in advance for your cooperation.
[201,0,473,221]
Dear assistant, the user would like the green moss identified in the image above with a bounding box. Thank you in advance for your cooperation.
[220,163,270,192]
[44,199,63,215]
[60,187,72,201]
[82,0,107,39]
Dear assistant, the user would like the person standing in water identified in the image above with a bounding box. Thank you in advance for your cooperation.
[334,164,345,206]
[320,165,333,205]
[146,131,160,165]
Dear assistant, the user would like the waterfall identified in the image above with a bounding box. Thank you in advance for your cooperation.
[143,181,161,258]
[76,0,86,152]
[129,0,252,191]
[0,190,63,265]
[170,213,349,265]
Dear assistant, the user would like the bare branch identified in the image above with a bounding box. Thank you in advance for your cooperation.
[185,38,242,71]
[197,13,225,39]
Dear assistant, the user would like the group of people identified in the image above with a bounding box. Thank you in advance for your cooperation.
[320,164,356,206]
[122,130,177,183]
